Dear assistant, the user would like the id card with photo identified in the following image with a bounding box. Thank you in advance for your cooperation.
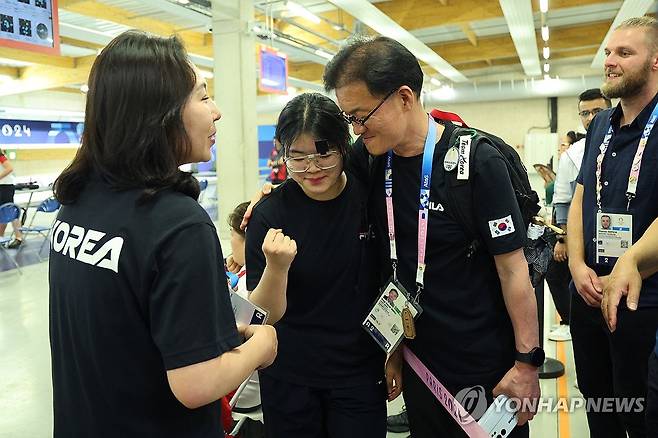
[362,280,420,354]
[596,212,633,266]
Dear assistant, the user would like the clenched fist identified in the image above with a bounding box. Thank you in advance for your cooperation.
[262,228,297,271]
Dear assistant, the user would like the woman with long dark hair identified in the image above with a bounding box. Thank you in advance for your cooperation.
[49,31,295,437]
[245,93,387,437]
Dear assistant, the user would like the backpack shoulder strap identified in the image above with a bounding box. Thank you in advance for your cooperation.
[442,127,490,257]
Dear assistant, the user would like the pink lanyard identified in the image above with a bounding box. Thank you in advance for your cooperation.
[404,346,491,438]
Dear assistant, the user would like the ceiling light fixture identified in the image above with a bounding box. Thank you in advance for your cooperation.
[177,0,190,4]
[314,48,334,60]
[80,84,89,93]
[434,85,456,101]
[543,46,550,59]
[499,0,542,76]
[540,0,548,13]
[541,25,549,42]
[430,77,441,87]
[286,1,321,24]
[543,63,550,73]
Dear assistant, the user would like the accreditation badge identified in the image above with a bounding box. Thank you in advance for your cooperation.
[596,211,633,266]
[362,279,422,354]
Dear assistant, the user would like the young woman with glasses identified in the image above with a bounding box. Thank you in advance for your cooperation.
[245,92,387,438]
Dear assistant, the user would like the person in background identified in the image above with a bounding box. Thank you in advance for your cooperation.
[559,130,587,156]
[48,31,295,437]
[547,89,612,342]
[267,138,287,185]
[0,149,24,248]
[226,201,265,438]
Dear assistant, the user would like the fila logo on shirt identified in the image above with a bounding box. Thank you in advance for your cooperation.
[51,220,124,273]
[429,201,444,212]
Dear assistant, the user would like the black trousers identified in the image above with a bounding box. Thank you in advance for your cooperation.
[570,291,658,438]
[402,362,529,438]
[545,258,572,324]
[648,351,658,438]
[259,373,386,438]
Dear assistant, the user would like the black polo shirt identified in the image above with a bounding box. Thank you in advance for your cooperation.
[49,174,241,437]
[349,120,525,388]
[577,92,658,308]
[245,175,384,388]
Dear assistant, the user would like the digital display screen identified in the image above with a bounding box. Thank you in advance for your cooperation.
[0,118,83,145]
[259,46,287,94]
[0,0,59,55]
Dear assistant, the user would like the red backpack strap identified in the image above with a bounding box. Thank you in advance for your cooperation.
[430,109,468,127]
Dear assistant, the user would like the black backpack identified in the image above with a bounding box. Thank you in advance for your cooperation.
[442,126,547,286]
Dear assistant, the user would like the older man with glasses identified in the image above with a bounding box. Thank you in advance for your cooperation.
[324,36,541,438]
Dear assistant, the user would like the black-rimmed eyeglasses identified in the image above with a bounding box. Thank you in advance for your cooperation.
[341,89,397,126]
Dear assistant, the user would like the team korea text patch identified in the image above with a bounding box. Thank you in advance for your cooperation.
[488,215,515,238]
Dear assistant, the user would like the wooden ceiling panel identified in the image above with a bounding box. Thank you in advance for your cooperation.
[59,0,211,56]
[372,0,503,30]
[430,20,611,66]
[289,62,325,82]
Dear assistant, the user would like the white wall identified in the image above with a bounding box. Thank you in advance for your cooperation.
[432,96,585,148]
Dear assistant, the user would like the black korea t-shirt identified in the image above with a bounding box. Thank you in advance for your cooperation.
[245,175,385,388]
[49,174,241,437]
[350,121,525,388]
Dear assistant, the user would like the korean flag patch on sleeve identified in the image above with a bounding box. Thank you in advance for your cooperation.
[488,215,515,238]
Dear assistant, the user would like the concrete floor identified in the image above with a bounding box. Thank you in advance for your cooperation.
[0,258,590,438]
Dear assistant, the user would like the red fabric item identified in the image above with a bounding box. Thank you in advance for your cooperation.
[0,153,7,164]
[220,396,234,435]
[430,109,468,127]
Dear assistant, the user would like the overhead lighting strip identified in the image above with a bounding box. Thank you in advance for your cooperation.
[499,0,542,77]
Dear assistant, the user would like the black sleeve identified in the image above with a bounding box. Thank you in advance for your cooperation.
[245,207,271,291]
[150,222,241,370]
[472,144,527,255]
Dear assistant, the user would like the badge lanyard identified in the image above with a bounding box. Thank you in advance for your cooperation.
[384,115,437,300]
[596,101,658,212]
